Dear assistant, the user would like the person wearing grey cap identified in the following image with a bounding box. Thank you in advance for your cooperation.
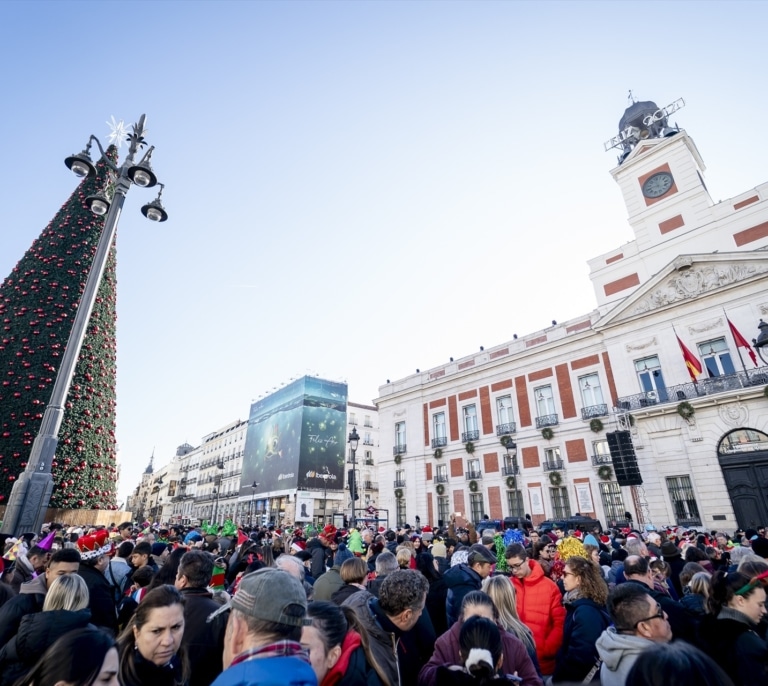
[210,567,317,686]
[443,544,497,630]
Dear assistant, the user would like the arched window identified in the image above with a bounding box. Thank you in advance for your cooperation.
[718,429,768,456]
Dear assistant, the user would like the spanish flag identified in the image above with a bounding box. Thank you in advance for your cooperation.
[727,317,758,367]
[677,336,703,382]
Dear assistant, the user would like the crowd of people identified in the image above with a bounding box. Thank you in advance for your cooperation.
[0,513,767,686]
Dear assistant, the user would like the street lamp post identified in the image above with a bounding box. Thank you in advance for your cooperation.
[753,320,768,365]
[322,466,330,525]
[348,427,359,527]
[249,481,259,527]
[0,115,168,537]
[506,441,521,518]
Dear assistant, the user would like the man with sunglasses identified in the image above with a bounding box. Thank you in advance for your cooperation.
[622,555,698,644]
[596,583,672,685]
[505,543,565,678]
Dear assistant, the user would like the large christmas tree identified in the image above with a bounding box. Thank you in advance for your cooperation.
[0,148,119,510]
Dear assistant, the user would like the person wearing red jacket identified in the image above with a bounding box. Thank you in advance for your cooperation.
[505,543,566,677]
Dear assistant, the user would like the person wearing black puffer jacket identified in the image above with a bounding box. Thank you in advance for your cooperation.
[0,574,92,686]
[77,538,119,635]
[444,545,496,629]
[175,550,228,686]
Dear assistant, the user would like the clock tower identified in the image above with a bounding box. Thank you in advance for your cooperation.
[608,98,712,252]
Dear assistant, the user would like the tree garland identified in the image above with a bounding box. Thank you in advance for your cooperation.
[597,465,613,481]
[541,427,554,440]
[469,480,479,492]
[589,418,604,433]
[465,441,475,454]
[506,475,516,489]
[394,488,403,499]
[433,448,443,459]
[676,401,695,420]
[394,454,402,465]
[500,435,511,447]
[549,471,562,486]
[436,483,445,495]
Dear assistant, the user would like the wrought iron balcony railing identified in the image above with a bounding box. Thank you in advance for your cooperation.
[431,436,448,448]
[536,414,559,428]
[581,404,608,420]
[465,470,483,480]
[617,368,768,411]
[592,453,612,466]
[502,464,520,476]
[542,459,564,471]
[363,481,378,490]
[462,430,480,442]
[363,439,374,446]
[394,479,406,488]
[496,422,517,435]
[434,473,449,483]
[393,445,406,456]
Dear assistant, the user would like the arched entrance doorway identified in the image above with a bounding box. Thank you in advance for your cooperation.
[718,428,768,529]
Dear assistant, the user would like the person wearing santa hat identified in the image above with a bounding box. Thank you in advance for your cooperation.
[77,530,119,635]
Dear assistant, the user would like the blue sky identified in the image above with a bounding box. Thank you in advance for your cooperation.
[1,1,766,505]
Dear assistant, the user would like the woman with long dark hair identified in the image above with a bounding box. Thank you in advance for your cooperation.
[11,627,118,686]
[699,570,768,685]
[303,600,388,685]
[117,584,189,686]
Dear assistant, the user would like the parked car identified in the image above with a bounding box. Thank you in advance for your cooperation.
[475,517,533,534]
[538,516,603,534]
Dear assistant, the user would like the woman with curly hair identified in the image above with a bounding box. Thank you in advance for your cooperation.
[552,556,610,683]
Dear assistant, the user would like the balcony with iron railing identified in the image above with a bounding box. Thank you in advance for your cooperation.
[535,414,559,428]
[496,422,517,435]
[363,439,374,446]
[434,473,449,483]
[465,470,483,480]
[617,368,768,411]
[581,404,608,420]
[394,479,406,488]
[431,436,448,449]
[462,430,480,442]
[364,421,373,428]
[363,481,378,490]
[349,418,358,425]
[502,464,520,476]
[592,453,612,466]
[364,458,374,466]
[393,445,406,456]
[542,458,564,471]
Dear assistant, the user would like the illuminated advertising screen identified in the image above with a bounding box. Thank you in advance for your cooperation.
[241,377,347,496]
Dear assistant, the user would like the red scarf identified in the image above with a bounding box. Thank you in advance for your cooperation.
[322,630,361,686]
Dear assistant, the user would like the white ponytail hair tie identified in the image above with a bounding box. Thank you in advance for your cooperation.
[465,648,494,670]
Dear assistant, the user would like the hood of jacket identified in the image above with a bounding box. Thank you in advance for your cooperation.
[19,574,47,595]
[443,563,481,590]
[596,626,655,672]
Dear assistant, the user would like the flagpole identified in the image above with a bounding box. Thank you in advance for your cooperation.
[723,309,749,377]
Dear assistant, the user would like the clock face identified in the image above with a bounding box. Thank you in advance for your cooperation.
[642,172,674,198]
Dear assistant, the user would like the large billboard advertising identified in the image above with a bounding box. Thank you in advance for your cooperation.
[241,377,347,496]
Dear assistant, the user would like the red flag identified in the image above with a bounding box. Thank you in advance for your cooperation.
[727,317,758,366]
[677,336,703,382]
[237,529,248,546]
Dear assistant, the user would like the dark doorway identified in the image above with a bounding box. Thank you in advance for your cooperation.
[718,429,768,530]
